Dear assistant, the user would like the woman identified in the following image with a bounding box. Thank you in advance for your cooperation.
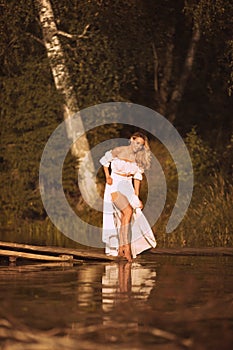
[100,132,156,261]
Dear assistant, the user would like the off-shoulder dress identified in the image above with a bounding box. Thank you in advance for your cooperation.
[100,150,156,258]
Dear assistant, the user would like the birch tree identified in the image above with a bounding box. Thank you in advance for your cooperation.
[34,0,98,208]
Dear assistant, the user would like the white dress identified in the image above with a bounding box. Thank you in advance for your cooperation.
[100,150,156,258]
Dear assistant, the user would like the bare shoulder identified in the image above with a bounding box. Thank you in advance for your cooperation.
[111,146,127,157]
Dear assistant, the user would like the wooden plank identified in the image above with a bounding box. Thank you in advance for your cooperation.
[0,262,77,274]
[149,247,233,256]
[0,241,115,261]
[0,249,74,262]
[1,241,232,261]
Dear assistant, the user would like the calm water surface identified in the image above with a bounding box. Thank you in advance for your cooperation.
[0,255,233,350]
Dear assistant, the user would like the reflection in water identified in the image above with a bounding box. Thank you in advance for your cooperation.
[1,257,233,349]
[75,261,156,313]
[76,264,105,308]
[102,262,156,312]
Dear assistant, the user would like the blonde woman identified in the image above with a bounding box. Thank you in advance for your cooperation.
[100,132,156,261]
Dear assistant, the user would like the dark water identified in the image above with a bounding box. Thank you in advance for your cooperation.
[0,255,233,350]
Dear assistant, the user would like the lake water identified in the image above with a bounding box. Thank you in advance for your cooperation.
[0,254,233,350]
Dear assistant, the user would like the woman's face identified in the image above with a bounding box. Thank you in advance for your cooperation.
[130,136,145,153]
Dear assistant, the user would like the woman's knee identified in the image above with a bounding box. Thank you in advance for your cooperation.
[111,192,130,211]
[122,205,133,220]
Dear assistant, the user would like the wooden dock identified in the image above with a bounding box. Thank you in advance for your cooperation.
[0,241,232,265]
[0,240,115,264]
[149,247,233,256]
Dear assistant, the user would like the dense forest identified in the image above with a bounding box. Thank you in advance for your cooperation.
[0,0,232,247]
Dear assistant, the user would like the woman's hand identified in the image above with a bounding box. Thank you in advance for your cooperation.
[106,176,113,185]
[131,194,143,209]
[138,199,143,209]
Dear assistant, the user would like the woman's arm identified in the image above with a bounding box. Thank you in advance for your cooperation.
[133,179,143,209]
[101,147,122,185]
[100,150,114,185]
[103,166,112,185]
[133,179,141,196]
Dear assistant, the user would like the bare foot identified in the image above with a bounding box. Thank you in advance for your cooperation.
[118,246,125,258]
[123,244,132,262]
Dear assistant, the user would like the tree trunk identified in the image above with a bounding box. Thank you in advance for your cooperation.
[153,18,201,123]
[35,0,98,207]
[158,26,176,116]
[167,23,201,122]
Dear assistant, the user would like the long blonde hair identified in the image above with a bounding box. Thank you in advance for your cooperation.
[131,132,151,170]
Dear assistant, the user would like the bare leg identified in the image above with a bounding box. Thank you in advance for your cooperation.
[111,191,133,262]
[118,261,131,294]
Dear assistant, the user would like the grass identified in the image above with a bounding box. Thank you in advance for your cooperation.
[0,129,232,249]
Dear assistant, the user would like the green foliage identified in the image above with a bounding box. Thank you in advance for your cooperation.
[54,0,143,106]
[0,0,232,247]
[153,130,233,247]
[168,174,233,248]
[0,57,64,223]
[185,127,218,179]
[218,134,233,177]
